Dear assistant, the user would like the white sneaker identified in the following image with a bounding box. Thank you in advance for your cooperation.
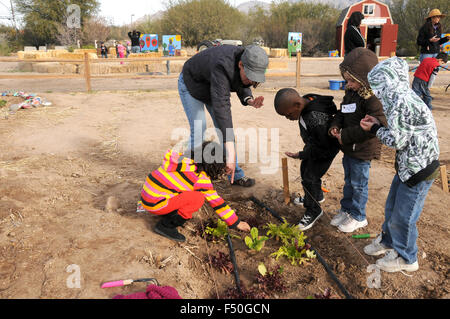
[376,250,419,273]
[338,215,368,233]
[330,209,349,227]
[364,234,394,256]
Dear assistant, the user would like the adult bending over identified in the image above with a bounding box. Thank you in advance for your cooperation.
[178,44,269,187]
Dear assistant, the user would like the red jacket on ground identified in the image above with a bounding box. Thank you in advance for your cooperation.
[414,57,440,82]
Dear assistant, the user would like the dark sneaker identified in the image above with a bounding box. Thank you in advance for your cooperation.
[154,221,186,242]
[297,211,323,231]
[293,196,325,207]
[232,176,255,187]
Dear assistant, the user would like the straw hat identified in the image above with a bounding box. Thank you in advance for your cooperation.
[426,9,446,19]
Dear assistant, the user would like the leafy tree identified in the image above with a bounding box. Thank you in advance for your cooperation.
[248,1,340,55]
[157,0,246,46]
[0,24,23,53]
[14,0,99,47]
[389,0,449,56]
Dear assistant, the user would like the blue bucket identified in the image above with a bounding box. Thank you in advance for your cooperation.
[329,80,341,90]
[340,81,346,90]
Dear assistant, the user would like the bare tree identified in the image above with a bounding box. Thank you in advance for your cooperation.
[81,16,112,44]
[56,22,81,46]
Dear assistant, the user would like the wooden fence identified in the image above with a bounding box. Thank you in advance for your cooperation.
[0,53,341,92]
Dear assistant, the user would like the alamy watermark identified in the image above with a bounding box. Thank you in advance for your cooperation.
[66,264,81,289]
[66,4,81,29]
[366,264,382,289]
[170,122,280,175]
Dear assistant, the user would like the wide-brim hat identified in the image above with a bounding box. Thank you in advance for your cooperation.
[426,9,446,19]
[241,45,269,83]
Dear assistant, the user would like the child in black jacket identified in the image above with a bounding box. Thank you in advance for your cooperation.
[275,88,340,230]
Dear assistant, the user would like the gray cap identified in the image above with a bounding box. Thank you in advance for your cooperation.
[241,45,269,83]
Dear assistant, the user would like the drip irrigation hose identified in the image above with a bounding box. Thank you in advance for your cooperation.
[250,196,284,223]
[226,233,242,296]
[249,196,354,299]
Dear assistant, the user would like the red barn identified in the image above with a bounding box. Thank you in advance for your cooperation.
[336,0,398,57]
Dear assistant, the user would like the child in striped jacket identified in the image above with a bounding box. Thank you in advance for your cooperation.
[140,141,251,242]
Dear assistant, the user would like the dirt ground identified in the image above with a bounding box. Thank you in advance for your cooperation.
[0,58,449,300]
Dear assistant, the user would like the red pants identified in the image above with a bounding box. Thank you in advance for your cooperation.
[151,191,205,220]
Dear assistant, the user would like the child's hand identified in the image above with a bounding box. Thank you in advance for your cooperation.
[360,115,379,131]
[329,127,342,144]
[285,151,300,159]
[237,221,251,232]
[329,127,339,137]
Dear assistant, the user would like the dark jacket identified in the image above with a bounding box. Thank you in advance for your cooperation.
[417,23,448,54]
[128,31,141,47]
[331,48,387,161]
[298,94,340,161]
[331,91,385,160]
[344,26,366,55]
[182,45,254,142]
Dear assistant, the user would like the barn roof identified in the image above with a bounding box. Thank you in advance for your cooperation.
[336,0,390,27]
[337,5,351,27]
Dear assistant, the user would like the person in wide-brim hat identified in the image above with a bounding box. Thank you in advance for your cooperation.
[426,8,446,19]
[417,8,449,65]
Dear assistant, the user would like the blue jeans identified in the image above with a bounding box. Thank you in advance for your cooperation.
[178,73,245,181]
[412,77,432,110]
[132,46,141,53]
[419,53,437,62]
[380,174,433,264]
[340,155,371,222]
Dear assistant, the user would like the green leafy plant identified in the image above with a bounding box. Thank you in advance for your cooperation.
[0,100,7,107]
[270,235,316,266]
[265,219,302,245]
[244,227,269,252]
[204,219,239,241]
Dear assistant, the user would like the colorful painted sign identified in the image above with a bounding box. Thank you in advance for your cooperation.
[442,34,450,54]
[162,35,182,56]
[140,34,158,52]
[328,50,339,57]
[288,32,302,57]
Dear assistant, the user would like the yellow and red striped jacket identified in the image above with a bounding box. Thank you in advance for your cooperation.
[140,150,239,227]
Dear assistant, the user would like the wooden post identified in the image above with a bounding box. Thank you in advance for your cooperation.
[296,52,301,89]
[282,158,290,205]
[84,52,92,92]
[440,165,449,193]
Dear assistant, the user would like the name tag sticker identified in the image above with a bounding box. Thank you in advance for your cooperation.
[342,103,357,113]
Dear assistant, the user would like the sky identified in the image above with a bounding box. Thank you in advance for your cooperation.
[99,0,273,25]
[0,0,274,26]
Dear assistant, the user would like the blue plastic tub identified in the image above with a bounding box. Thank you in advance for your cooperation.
[329,80,341,90]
